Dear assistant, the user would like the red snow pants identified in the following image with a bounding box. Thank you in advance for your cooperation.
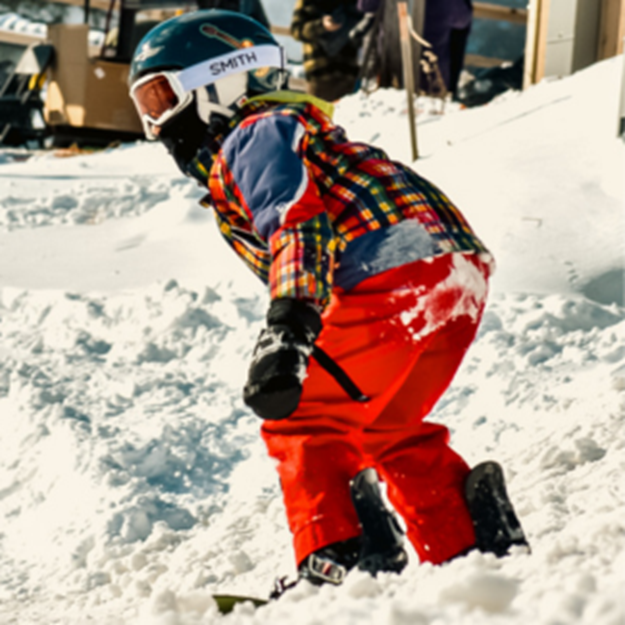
[261,251,492,567]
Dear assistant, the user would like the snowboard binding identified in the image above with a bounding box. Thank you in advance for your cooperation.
[465,461,530,557]
[271,468,407,598]
[296,536,361,587]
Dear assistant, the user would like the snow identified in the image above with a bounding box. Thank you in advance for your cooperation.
[0,54,624,625]
[0,12,104,46]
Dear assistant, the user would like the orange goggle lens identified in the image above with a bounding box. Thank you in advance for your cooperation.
[132,74,181,122]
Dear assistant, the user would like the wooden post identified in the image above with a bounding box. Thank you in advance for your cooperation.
[597,0,625,60]
[523,0,551,88]
[397,1,418,161]
[617,39,625,141]
[410,0,426,96]
[534,0,551,82]
[522,0,538,89]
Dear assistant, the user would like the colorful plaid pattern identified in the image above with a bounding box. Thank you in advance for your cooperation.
[199,98,489,307]
[269,212,336,302]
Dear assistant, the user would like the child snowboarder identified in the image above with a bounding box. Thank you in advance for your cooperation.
[128,9,528,589]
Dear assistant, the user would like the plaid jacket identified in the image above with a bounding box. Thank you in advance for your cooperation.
[192,93,489,308]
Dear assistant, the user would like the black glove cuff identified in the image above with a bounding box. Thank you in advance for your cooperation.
[266,298,322,343]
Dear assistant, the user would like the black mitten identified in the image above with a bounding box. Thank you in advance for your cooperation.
[243,298,322,420]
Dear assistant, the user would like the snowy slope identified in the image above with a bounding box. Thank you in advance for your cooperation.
[0,56,623,625]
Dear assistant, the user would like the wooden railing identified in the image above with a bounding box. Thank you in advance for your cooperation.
[54,0,111,9]
[473,2,528,25]
[270,25,291,37]
[0,27,100,56]
[0,29,45,46]
[467,3,528,68]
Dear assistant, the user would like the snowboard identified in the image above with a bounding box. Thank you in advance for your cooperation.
[212,593,268,614]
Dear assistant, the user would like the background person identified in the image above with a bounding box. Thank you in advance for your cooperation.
[424,0,473,97]
[358,0,473,98]
[290,0,366,102]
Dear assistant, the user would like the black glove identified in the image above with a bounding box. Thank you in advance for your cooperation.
[243,298,322,420]
[317,7,363,58]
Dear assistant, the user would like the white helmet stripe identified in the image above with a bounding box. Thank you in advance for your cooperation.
[177,44,285,93]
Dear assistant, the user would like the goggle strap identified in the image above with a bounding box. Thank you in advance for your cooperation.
[178,44,284,93]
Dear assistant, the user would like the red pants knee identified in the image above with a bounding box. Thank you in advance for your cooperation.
[261,252,491,566]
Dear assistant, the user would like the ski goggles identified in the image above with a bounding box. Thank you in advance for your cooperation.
[130,44,285,139]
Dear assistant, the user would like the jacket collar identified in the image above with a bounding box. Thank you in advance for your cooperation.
[187,90,334,186]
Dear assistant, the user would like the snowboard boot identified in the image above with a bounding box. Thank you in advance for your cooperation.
[465,461,530,557]
[269,469,407,600]
[350,468,408,576]
[298,468,408,584]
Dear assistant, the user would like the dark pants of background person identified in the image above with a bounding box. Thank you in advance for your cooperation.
[307,73,358,102]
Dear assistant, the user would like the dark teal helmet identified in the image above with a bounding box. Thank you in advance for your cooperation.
[128,9,287,140]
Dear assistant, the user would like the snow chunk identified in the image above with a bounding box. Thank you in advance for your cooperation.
[439,571,519,613]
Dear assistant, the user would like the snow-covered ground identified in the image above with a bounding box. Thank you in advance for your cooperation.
[0,56,623,625]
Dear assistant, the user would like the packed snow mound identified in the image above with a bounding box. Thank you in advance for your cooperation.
[0,56,623,625]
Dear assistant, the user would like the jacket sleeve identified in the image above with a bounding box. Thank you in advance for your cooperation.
[217,113,336,307]
[290,0,327,43]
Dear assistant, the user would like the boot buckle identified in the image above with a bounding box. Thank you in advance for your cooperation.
[305,553,348,585]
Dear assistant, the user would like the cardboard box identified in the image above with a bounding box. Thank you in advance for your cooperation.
[44,23,143,134]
